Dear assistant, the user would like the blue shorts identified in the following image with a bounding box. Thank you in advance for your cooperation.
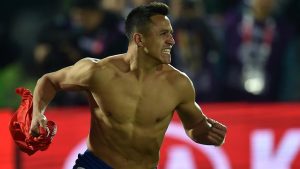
[73,150,113,169]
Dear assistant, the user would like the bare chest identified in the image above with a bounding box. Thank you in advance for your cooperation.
[92,74,179,126]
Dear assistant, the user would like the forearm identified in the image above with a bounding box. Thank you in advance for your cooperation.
[32,74,58,116]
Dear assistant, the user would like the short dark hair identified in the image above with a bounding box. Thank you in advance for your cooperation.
[125,2,169,40]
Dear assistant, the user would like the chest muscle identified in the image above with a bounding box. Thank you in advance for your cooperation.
[93,75,178,126]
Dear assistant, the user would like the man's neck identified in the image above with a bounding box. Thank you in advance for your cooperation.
[125,45,162,80]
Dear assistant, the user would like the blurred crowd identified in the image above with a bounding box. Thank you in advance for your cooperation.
[1,0,300,108]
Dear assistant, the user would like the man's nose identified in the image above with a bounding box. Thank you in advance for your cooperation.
[167,34,175,45]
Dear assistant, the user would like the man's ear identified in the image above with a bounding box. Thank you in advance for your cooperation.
[133,33,144,47]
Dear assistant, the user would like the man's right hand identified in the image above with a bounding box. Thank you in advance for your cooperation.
[30,113,48,137]
[206,118,227,146]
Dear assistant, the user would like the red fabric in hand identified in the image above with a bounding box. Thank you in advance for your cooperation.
[9,87,57,155]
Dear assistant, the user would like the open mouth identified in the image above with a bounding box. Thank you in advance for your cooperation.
[162,49,171,54]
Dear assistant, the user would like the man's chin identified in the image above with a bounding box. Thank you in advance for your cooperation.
[163,60,171,64]
[161,55,171,64]
[160,59,171,64]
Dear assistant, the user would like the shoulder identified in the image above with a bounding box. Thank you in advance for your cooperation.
[164,65,195,101]
[65,57,119,87]
[75,55,127,77]
[73,57,101,69]
[165,65,193,87]
[68,57,111,80]
[74,56,118,72]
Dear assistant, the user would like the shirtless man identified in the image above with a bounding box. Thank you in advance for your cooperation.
[30,2,227,169]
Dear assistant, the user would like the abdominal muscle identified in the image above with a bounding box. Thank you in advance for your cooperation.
[86,114,167,169]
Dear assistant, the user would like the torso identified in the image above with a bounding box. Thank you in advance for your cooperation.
[85,55,184,169]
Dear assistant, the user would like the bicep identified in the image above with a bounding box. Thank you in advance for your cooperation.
[45,59,94,91]
[175,75,207,130]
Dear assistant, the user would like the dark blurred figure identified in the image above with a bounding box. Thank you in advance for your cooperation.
[32,0,128,105]
[131,0,158,7]
[279,34,300,101]
[33,0,128,76]
[171,0,222,102]
[0,0,60,108]
[0,24,19,68]
[222,0,292,101]
[101,0,127,17]
[278,0,300,101]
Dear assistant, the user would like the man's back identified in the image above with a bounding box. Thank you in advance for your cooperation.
[86,54,186,168]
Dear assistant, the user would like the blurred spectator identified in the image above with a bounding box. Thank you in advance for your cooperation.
[131,0,158,7]
[171,0,223,102]
[279,33,300,101]
[0,0,60,108]
[101,0,127,17]
[277,0,300,101]
[32,0,128,105]
[276,0,300,101]
[1,0,299,108]
[222,0,292,101]
[33,0,128,76]
[0,24,19,68]
[278,0,300,31]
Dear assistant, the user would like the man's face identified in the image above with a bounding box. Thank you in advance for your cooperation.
[142,15,175,64]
